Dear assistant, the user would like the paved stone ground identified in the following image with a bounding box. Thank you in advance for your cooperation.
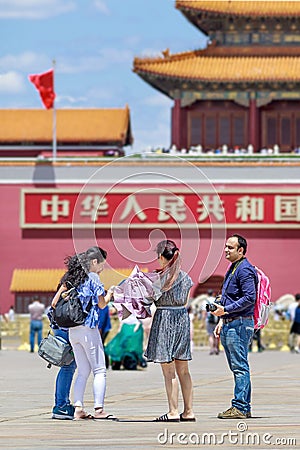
[0,347,299,450]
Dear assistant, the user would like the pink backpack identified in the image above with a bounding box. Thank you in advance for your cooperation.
[254,267,272,330]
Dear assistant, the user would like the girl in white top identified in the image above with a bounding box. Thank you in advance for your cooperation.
[52,246,116,420]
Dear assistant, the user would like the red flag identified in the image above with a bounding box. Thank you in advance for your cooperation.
[28,69,55,109]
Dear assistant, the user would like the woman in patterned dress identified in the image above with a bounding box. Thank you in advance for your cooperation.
[145,240,196,422]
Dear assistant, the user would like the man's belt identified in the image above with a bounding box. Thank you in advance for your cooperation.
[223,316,253,324]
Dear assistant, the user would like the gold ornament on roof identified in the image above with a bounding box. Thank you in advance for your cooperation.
[162,48,170,58]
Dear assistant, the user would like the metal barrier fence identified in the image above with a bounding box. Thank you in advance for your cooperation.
[0,314,292,352]
[192,315,291,351]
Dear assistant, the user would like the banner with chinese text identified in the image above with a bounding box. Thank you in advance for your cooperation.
[20,187,300,229]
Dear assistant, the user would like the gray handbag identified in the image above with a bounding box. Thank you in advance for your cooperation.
[38,332,74,369]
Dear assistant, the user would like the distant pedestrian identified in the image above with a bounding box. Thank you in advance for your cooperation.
[98,305,112,344]
[0,312,8,323]
[249,329,264,353]
[105,314,145,371]
[287,295,299,322]
[201,289,220,355]
[7,306,15,322]
[98,304,112,369]
[290,294,300,353]
[28,296,45,352]
[288,294,300,352]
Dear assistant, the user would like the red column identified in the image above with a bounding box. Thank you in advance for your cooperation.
[172,98,181,149]
[249,95,258,152]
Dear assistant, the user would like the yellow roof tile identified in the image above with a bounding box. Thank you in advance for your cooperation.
[0,107,133,145]
[176,1,300,17]
[10,269,65,292]
[134,53,300,82]
[101,267,147,289]
[10,268,149,292]
[101,268,135,290]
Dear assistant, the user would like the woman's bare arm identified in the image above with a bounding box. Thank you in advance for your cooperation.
[51,284,66,308]
[98,287,114,309]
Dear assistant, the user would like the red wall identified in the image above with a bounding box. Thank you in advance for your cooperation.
[0,183,298,314]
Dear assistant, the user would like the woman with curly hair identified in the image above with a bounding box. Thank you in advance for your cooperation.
[51,246,116,420]
[145,240,196,423]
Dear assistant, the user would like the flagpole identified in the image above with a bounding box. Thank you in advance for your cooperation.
[52,59,57,161]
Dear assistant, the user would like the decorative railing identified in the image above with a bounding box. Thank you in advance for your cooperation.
[0,314,292,352]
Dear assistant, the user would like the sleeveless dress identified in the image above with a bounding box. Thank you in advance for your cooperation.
[144,270,193,363]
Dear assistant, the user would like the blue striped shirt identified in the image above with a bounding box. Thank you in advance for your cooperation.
[48,272,105,330]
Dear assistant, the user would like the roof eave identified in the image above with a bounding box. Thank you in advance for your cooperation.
[134,71,174,99]
[132,71,300,99]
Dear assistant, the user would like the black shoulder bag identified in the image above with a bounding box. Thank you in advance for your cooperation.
[52,282,92,328]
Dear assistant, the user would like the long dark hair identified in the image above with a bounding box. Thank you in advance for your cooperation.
[59,246,107,289]
[155,240,181,291]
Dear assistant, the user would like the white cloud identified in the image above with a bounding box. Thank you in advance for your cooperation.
[0,52,50,71]
[0,0,76,19]
[0,47,132,76]
[139,48,164,58]
[0,71,25,93]
[55,88,114,107]
[56,95,87,106]
[92,0,110,15]
[58,48,133,74]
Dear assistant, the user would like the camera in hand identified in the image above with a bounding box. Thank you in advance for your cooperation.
[206,303,217,312]
[205,298,221,312]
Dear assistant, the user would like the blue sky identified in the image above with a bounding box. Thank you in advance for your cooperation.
[0,0,207,153]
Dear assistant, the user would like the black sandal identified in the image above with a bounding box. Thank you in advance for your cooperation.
[180,413,196,422]
[155,413,180,422]
[94,414,118,421]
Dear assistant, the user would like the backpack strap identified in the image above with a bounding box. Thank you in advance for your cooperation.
[65,279,94,314]
[85,298,93,314]
[223,258,245,295]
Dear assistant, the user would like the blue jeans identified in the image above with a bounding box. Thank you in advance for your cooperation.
[30,320,43,351]
[54,329,76,408]
[220,318,254,414]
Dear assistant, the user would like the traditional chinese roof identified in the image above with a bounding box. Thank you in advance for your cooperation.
[10,268,146,292]
[176,1,300,17]
[0,107,133,146]
[10,269,65,292]
[133,50,300,97]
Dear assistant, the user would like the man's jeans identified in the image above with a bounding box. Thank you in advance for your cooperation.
[30,320,43,351]
[54,329,76,408]
[220,318,254,414]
